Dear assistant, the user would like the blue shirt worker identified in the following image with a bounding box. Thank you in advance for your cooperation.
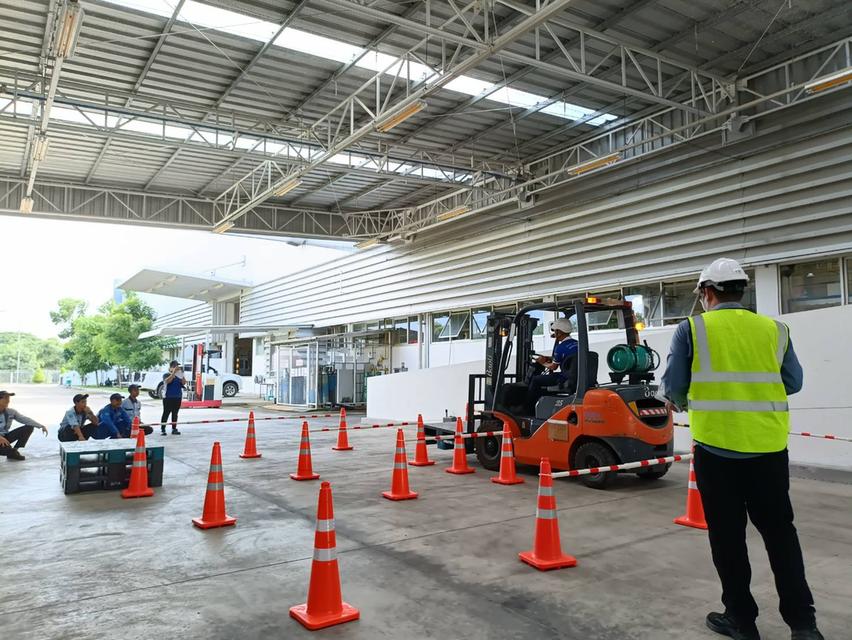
[525,317,578,411]
[159,360,185,436]
[121,384,153,436]
[659,258,822,640]
[0,390,48,461]
[58,394,99,442]
[96,393,133,439]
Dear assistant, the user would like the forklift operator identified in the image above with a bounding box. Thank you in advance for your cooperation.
[525,318,578,411]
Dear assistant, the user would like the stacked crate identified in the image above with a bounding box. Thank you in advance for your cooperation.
[60,439,164,494]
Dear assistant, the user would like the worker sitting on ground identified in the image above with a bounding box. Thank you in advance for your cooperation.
[57,394,99,442]
[95,393,133,439]
[0,390,48,461]
[525,318,578,412]
[121,384,153,435]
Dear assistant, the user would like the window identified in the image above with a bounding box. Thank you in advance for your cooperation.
[393,318,408,345]
[432,312,449,341]
[518,300,545,335]
[407,316,419,344]
[625,283,662,327]
[740,269,757,312]
[586,289,622,329]
[438,311,471,340]
[780,259,842,314]
[472,308,490,339]
[662,280,700,325]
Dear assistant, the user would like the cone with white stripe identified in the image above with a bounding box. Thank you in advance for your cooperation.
[121,428,153,499]
[290,481,360,630]
[192,442,236,529]
[383,429,418,501]
[239,411,262,459]
[445,416,475,475]
[519,457,577,570]
[409,414,435,466]
[291,421,320,481]
[491,423,524,485]
[332,407,353,451]
[674,452,707,530]
[130,416,140,439]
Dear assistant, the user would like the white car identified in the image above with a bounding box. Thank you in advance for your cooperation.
[140,364,242,399]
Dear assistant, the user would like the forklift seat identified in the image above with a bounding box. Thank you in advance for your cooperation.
[546,351,599,394]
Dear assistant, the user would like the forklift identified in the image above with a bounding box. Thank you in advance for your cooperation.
[428,298,673,488]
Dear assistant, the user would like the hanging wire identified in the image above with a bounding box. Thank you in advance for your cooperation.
[736,0,790,75]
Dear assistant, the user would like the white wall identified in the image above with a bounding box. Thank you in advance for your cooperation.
[368,306,852,470]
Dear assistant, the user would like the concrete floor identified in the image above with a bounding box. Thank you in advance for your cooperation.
[2,384,850,640]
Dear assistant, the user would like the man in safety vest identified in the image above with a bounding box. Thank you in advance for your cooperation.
[660,258,822,640]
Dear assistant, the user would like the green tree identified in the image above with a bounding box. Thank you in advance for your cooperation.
[66,315,109,384]
[50,298,88,339]
[38,338,64,369]
[0,332,66,370]
[97,294,168,383]
[32,368,46,383]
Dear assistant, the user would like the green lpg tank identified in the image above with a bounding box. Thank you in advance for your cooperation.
[607,344,658,375]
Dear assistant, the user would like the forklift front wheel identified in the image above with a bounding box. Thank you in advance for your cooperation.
[474,425,502,471]
[573,441,618,490]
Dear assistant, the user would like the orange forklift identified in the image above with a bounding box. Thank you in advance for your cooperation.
[427,298,674,488]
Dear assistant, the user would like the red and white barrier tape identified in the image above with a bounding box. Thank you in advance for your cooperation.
[674,422,851,444]
[405,430,503,443]
[139,413,336,428]
[549,453,691,479]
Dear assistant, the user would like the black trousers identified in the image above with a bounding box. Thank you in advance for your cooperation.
[693,446,816,629]
[57,424,97,442]
[161,397,181,431]
[0,425,33,452]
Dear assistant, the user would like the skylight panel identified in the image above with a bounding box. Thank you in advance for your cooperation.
[277,27,363,65]
[180,1,278,42]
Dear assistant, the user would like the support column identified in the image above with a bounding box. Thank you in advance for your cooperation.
[754,264,781,317]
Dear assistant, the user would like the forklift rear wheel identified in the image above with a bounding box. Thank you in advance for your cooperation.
[155,383,164,399]
[573,441,618,490]
[222,381,239,398]
[636,463,671,480]
[474,423,503,471]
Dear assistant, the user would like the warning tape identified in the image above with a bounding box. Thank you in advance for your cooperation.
[549,453,691,479]
[138,413,337,428]
[405,430,503,443]
[674,422,851,444]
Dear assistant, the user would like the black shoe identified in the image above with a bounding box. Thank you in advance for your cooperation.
[791,627,824,640]
[171,428,181,435]
[706,612,760,640]
[161,430,167,436]
[6,448,25,461]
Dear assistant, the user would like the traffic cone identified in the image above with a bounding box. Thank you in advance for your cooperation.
[239,411,262,459]
[383,429,418,501]
[674,454,708,530]
[290,481,360,630]
[519,458,577,570]
[491,423,524,485]
[121,429,154,499]
[409,414,435,466]
[332,407,353,451]
[192,442,236,529]
[130,416,140,439]
[291,421,320,481]
[445,416,475,475]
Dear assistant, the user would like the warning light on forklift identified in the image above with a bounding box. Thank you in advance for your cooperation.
[586,297,599,303]
[635,322,646,331]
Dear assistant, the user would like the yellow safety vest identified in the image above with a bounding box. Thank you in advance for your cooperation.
[688,309,790,453]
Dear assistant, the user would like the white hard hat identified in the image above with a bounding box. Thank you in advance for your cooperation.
[550,318,574,334]
[694,257,750,293]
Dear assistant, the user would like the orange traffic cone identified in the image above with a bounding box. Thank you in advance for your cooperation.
[130,416,140,439]
[192,442,236,529]
[674,454,708,530]
[333,407,353,451]
[445,416,475,475]
[291,421,320,481]
[290,481,360,630]
[239,411,262,459]
[409,414,435,467]
[121,429,154,499]
[519,458,577,570]
[383,429,418,501]
[491,423,524,485]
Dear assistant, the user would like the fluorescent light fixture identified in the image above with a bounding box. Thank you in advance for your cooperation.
[211,283,224,289]
[436,205,471,223]
[19,197,34,213]
[55,0,84,59]
[376,100,427,133]
[198,289,209,296]
[212,220,235,234]
[32,135,49,162]
[804,67,852,94]
[272,178,302,197]
[569,153,622,175]
[355,237,381,250]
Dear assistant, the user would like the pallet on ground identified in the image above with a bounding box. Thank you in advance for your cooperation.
[60,439,164,495]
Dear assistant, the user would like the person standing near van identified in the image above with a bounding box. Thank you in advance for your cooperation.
[160,360,185,436]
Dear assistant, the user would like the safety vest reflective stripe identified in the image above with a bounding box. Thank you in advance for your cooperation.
[689,400,789,412]
[536,508,557,519]
[207,482,224,491]
[313,547,336,562]
[315,518,335,532]
[692,314,786,383]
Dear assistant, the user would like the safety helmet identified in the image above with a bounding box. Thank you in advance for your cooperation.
[549,318,574,334]
[694,257,749,293]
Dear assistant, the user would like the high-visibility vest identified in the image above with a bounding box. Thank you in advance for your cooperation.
[688,309,790,453]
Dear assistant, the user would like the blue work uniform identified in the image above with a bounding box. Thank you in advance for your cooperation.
[551,337,579,378]
[95,405,132,439]
[163,373,185,398]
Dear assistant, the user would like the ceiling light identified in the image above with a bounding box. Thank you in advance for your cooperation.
[32,135,49,162]
[212,220,235,234]
[355,237,381,250]
[211,283,224,289]
[568,153,621,175]
[804,67,852,94]
[375,100,427,133]
[19,197,34,214]
[436,205,471,222]
[272,177,302,197]
[198,289,209,296]
[55,0,84,59]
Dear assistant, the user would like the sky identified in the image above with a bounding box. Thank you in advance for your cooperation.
[0,216,350,338]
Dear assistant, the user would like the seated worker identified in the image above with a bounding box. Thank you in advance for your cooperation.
[525,318,578,411]
[95,393,133,439]
[120,384,153,435]
[58,394,99,442]
[0,390,48,461]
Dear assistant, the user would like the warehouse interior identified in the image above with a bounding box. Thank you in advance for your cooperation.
[1,1,851,639]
